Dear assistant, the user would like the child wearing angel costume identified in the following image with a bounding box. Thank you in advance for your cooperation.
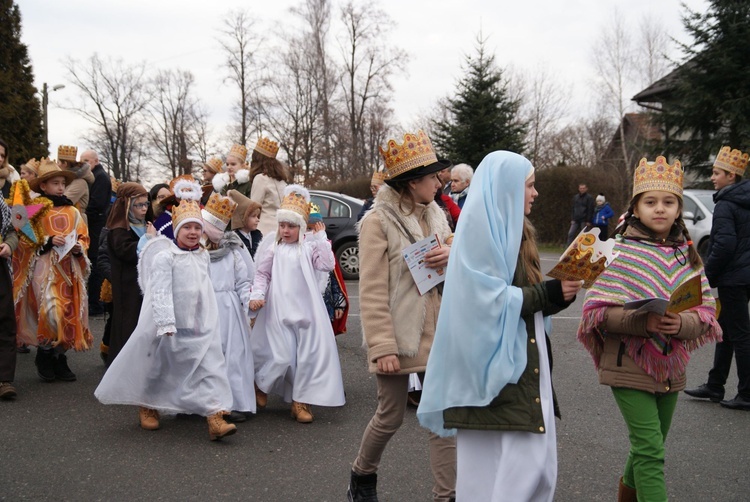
[95,180,236,441]
[201,191,256,422]
[249,185,345,423]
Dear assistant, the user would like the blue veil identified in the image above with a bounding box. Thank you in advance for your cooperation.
[417,151,541,436]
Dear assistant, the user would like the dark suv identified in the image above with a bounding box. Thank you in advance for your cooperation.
[309,190,363,280]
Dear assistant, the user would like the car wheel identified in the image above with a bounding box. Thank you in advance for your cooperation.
[336,241,359,280]
[698,238,710,262]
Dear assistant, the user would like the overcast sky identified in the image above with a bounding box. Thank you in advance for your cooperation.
[19,0,708,159]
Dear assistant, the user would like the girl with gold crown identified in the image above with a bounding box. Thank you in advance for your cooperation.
[249,137,288,236]
[95,180,236,441]
[212,144,251,197]
[248,184,345,424]
[201,192,256,422]
[576,157,722,501]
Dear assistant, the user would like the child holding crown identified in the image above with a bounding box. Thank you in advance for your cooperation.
[577,157,722,500]
[248,184,345,424]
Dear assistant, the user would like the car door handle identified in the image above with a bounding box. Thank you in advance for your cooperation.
[327,224,340,229]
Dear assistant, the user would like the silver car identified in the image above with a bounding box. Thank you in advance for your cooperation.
[682,189,715,259]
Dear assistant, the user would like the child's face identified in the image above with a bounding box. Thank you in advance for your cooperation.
[244,211,260,232]
[40,176,67,196]
[20,167,37,181]
[225,157,241,176]
[278,221,300,243]
[130,195,149,220]
[177,222,203,249]
[524,173,538,216]
[710,167,735,191]
[633,191,680,239]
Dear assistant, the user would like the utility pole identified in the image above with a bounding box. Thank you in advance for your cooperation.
[40,82,65,145]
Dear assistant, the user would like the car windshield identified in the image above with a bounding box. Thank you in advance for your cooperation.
[693,193,715,213]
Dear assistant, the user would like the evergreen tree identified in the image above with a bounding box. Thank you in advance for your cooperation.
[0,0,47,166]
[662,0,750,169]
[432,35,526,169]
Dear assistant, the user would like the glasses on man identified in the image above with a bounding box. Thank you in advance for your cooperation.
[132,202,150,209]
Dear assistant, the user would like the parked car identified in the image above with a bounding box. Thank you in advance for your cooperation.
[309,190,363,280]
[682,189,715,260]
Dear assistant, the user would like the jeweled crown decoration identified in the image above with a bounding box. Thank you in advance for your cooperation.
[227,144,248,162]
[713,146,749,177]
[205,157,224,174]
[281,191,310,222]
[379,130,438,179]
[632,156,684,198]
[57,145,78,162]
[254,137,279,159]
[371,169,387,185]
[202,192,237,230]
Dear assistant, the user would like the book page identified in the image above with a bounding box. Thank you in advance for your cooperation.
[402,234,445,296]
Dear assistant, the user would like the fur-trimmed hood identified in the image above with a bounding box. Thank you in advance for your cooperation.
[68,162,95,185]
[212,169,250,192]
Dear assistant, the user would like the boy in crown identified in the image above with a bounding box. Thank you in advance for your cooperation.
[249,185,345,423]
[95,180,236,441]
[685,146,750,411]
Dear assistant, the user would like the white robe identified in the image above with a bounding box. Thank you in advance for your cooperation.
[455,312,557,502]
[208,242,256,413]
[95,237,233,417]
[250,231,345,407]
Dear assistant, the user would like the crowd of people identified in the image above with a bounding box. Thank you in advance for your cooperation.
[1,131,747,501]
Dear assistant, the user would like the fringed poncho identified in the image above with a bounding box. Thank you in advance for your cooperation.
[577,236,722,382]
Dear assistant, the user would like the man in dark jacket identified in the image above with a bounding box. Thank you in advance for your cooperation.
[566,183,594,245]
[81,150,111,315]
[685,146,750,411]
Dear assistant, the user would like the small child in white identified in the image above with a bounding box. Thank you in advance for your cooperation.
[249,185,345,423]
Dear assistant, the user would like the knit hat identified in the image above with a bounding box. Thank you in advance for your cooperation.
[277,184,310,229]
[201,192,237,232]
[596,194,605,204]
[172,179,204,235]
[308,202,323,225]
[632,156,683,199]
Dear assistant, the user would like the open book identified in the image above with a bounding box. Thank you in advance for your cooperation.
[547,227,619,288]
[623,275,703,315]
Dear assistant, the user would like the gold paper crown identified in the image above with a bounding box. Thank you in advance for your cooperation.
[379,130,438,179]
[202,192,237,229]
[172,199,202,230]
[204,157,224,174]
[713,146,749,177]
[57,145,78,162]
[371,169,387,185]
[227,144,248,162]
[22,158,41,175]
[632,156,684,198]
[254,137,279,159]
[280,190,310,223]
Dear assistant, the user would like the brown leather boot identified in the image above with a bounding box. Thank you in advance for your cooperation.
[139,407,160,430]
[291,401,313,423]
[618,477,637,502]
[254,383,267,409]
[207,412,237,441]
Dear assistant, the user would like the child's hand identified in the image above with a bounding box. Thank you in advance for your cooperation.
[72,243,82,255]
[334,309,344,320]
[311,222,326,233]
[51,235,66,246]
[377,354,401,374]
[0,243,11,258]
[249,299,265,311]
[656,312,682,335]
[424,246,450,269]
[146,222,156,236]
[561,280,583,302]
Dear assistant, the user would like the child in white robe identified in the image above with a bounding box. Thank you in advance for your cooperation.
[249,185,345,423]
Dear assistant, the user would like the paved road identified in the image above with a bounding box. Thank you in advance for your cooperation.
[2,253,748,501]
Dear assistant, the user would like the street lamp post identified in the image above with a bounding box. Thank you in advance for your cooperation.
[40,82,65,145]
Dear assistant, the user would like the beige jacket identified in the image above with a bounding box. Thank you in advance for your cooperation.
[358,186,452,374]
[64,163,94,225]
[597,306,708,393]
[250,174,286,236]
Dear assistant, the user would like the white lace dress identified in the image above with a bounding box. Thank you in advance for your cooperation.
[250,231,346,407]
[95,237,233,416]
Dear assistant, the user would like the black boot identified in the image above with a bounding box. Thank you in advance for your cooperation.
[53,353,77,382]
[347,471,378,502]
[35,349,56,382]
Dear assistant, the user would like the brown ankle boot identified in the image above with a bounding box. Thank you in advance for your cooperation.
[291,401,313,423]
[207,412,237,441]
[254,383,267,409]
[139,407,160,430]
[618,477,637,502]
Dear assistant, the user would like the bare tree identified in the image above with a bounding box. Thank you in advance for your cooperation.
[147,69,206,179]
[64,54,150,181]
[637,16,671,88]
[218,10,264,146]
[337,0,406,177]
[552,116,616,169]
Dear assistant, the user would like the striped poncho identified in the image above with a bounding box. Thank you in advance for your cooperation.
[577,235,722,382]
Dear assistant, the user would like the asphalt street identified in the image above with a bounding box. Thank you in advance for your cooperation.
[1,252,748,501]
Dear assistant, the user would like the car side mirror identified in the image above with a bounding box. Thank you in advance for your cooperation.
[683,211,696,222]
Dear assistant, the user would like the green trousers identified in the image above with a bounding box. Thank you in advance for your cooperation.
[611,387,678,502]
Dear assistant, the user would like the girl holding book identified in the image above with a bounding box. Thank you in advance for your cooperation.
[576,157,721,501]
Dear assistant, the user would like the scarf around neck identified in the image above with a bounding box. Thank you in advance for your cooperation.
[577,229,722,382]
[41,193,74,207]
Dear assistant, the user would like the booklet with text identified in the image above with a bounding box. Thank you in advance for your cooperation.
[623,275,703,315]
[402,234,446,296]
